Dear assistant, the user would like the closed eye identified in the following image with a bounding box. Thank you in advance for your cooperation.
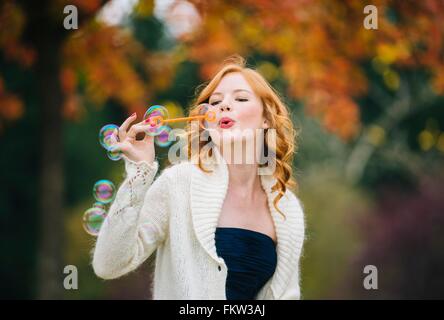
[236,98,248,102]
[210,101,221,106]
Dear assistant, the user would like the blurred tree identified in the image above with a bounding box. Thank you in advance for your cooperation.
[0,0,177,298]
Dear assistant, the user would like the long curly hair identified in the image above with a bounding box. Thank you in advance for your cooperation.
[185,55,298,218]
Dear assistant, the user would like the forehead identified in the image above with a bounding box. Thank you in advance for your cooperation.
[211,72,254,95]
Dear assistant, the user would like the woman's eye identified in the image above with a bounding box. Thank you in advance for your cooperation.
[210,101,220,106]
[236,98,248,102]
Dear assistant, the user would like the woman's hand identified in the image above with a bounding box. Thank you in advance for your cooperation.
[116,113,155,164]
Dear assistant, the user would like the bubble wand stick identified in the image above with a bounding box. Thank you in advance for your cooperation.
[145,110,217,127]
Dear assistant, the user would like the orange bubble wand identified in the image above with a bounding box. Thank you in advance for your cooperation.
[144,110,217,127]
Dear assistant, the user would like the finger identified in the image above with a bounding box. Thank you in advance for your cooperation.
[109,142,123,152]
[113,141,134,156]
[119,112,137,140]
[143,133,154,143]
[127,123,156,140]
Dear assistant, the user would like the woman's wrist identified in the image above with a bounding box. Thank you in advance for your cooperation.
[124,156,159,178]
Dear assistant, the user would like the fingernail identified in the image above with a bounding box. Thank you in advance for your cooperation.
[131,112,137,117]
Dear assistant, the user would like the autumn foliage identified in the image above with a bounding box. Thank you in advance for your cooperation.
[174,0,444,139]
[0,0,175,125]
[1,0,443,139]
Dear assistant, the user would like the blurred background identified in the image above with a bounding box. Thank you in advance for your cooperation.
[1,0,444,299]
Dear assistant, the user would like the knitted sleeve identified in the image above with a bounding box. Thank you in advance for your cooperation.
[92,157,170,280]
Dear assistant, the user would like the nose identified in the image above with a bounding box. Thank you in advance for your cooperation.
[219,103,232,112]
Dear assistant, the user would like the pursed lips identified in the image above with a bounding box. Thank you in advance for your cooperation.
[218,117,235,129]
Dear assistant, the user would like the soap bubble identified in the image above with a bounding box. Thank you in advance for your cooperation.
[143,105,169,136]
[99,124,119,150]
[82,207,107,236]
[93,202,106,210]
[93,180,116,204]
[107,146,122,161]
[143,105,169,121]
[154,125,173,147]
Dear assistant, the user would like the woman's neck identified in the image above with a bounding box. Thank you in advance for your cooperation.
[226,163,262,201]
[216,143,264,200]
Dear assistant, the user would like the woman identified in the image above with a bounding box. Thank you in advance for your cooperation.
[92,56,306,300]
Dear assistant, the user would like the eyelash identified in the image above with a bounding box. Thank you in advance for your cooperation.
[210,98,248,105]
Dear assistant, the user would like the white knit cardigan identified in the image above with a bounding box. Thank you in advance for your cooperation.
[92,147,306,299]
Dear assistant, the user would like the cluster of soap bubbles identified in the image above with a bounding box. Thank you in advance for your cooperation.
[84,105,176,236]
[82,180,116,236]
[97,105,174,162]
[84,104,217,236]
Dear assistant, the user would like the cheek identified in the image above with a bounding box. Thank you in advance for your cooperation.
[236,102,263,128]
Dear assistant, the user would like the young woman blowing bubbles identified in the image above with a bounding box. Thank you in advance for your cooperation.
[92,56,306,300]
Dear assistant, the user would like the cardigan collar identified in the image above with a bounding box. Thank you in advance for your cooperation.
[190,146,303,299]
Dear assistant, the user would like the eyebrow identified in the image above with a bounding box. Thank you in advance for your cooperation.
[210,89,253,96]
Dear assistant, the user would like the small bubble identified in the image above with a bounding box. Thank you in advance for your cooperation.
[82,207,107,236]
[143,105,169,136]
[99,124,119,150]
[155,125,173,147]
[92,180,116,204]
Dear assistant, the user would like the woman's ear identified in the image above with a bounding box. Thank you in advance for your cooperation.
[262,119,269,129]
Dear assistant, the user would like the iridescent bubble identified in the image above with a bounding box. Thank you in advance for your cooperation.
[143,105,169,121]
[143,105,169,136]
[154,125,173,147]
[82,207,107,236]
[93,202,106,210]
[99,124,119,150]
[198,103,218,130]
[145,122,162,136]
[93,180,116,204]
[107,146,122,161]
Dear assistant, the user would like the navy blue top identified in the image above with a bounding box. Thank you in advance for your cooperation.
[215,227,277,300]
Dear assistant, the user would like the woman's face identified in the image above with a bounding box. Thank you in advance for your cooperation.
[206,72,268,144]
